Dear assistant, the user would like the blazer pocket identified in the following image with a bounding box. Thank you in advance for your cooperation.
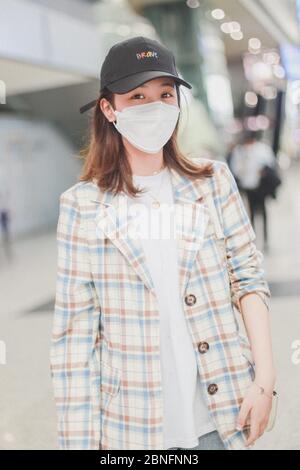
[203,232,227,270]
[100,361,121,397]
[214,234,227,263]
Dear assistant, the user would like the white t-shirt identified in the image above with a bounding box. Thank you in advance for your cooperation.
[128,166,216,449]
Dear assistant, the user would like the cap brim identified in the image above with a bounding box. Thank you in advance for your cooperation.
[79,71,192,113]
[106,70,192,94]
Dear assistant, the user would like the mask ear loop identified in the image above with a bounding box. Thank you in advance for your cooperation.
[109,104,118,129]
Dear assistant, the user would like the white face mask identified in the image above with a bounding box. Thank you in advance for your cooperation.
[110,100,180,154]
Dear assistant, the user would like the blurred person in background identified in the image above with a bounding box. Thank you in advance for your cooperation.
[230,132,277,250]
[0,165,11,260]
[225,140,237,173]
[50,36,276,452]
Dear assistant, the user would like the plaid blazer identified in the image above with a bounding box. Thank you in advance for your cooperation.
[50,158,271,450]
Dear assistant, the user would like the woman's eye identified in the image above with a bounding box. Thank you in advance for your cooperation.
[131,91,173,100]
[131,94,144,100]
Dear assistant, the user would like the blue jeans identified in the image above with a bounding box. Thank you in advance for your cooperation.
[167,430,226,450]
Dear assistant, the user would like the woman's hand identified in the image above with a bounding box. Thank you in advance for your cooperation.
[236,379,274,448]
[235,292,276,448]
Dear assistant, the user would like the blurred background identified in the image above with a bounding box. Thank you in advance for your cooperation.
[0,0,300,450]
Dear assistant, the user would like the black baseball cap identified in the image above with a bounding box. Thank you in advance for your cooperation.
[79,36,192,114]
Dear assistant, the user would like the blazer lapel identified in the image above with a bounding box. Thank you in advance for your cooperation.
[89,166,211,299]
[90,180,156,293]
[168,166,211,297]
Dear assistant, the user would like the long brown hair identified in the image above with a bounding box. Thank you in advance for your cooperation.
[78,83,214,198]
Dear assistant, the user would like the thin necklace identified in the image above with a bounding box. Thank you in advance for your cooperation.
[133,162,166,177]
[151,163,166,175]
[144,167,167,209]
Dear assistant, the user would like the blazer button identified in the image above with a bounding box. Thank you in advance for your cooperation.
[207,383,218,395]
[185,294,197,306]
[198,341,209,354]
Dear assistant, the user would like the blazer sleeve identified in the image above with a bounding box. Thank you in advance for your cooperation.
[216,161,271,314]
[49,190,96,449]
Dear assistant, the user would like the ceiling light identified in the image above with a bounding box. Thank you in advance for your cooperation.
[220,22,231,34]
[248,38,261,50]
[263,51,280,65]
[211,8,225,20]
[261,86,278,100]
[221,21,241,34]
[256,115,270,130]
[246,116,259,131]
[231,31,243,40]
[186,0,200,8]
[230,21,241,32]
[273,65,285,79]
[245,91,258,107]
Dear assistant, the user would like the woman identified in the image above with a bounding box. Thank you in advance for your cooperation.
[50,36,276,451]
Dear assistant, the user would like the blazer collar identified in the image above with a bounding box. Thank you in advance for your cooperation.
[89,164,210,206]
[89,165,212,297]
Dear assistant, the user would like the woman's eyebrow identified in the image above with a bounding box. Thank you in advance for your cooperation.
[160,81,175,87]
[138,81,175,88]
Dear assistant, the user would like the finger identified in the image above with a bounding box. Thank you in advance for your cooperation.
[259,419,268,436]
[246,414,260,446]
[237,400,251,430]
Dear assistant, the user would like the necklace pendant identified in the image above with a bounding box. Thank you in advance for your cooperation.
[151,200,160,209]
